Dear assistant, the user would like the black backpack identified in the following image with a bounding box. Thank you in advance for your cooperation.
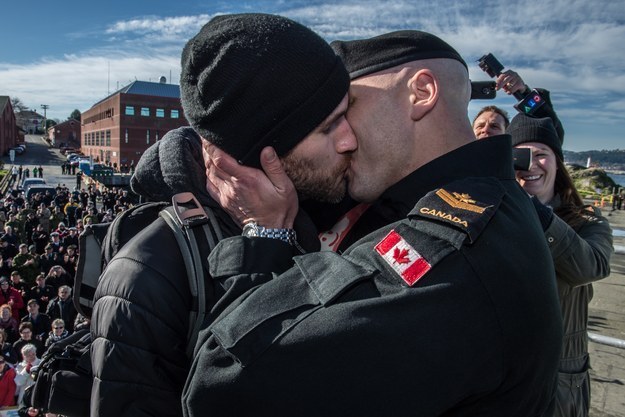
[28,329,92,417]
[30,192,223,416]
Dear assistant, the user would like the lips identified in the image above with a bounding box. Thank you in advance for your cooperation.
[522,174,542,181]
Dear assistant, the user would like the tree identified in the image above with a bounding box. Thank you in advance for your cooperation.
[10,97,29,112]
[69,109,81,121]
[46,119,57,129]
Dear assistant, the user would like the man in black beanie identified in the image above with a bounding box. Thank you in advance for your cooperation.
[90,13,357,417]
[182,30,562,416]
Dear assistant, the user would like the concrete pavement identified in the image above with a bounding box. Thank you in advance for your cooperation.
[589,206,625,417]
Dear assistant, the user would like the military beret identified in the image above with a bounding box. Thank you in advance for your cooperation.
[331,30,467,79]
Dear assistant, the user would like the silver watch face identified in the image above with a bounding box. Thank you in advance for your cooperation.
[242,222,260,237]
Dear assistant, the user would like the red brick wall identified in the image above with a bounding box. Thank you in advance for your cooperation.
[82,93,186,169]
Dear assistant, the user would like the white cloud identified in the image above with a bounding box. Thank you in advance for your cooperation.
[1,0,624,149]
[106,14,214,39]
[1,54,180,121]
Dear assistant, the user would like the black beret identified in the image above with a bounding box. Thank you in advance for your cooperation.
[508,115,563,161]
[181,13,349,168]
[331,30,467,79]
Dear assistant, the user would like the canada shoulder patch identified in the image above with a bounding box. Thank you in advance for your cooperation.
[409,178,504,243]
[374,229,431,286]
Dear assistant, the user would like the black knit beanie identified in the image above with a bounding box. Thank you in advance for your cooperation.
[508,114,563,161]
[330,30,467,79]
[180,13,349,168]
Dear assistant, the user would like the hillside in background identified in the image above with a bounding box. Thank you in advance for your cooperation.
[567,165,619,197]
[564,149,625,171]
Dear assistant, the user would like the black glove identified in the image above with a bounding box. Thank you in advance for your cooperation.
[530,196,554,231]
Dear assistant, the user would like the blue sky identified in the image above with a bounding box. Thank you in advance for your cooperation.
[1,0,624,152]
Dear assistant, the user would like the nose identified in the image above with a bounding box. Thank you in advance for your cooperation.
[483,125,496,136]
[334,117,358,154]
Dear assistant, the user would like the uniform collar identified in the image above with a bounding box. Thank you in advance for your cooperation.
[377,135,515,209]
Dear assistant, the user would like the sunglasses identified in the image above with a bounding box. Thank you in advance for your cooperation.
[54,326,64,330]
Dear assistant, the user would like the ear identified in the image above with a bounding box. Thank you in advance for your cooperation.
[408,69,439,121]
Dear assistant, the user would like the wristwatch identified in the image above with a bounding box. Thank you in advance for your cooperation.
[242,221,296,244]
[242,221,304,253]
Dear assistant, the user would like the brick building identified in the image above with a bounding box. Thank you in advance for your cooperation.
[81,79,186,170]
[48,118,81,148]
[0,96,18,156]
[15,110,44,134]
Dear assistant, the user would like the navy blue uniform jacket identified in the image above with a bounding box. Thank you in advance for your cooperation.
[183,136,563,417]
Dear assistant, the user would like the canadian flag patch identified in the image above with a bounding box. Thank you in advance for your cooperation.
[375,230,431,286]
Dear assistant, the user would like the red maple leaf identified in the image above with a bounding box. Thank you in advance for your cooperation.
[393,247,410,264]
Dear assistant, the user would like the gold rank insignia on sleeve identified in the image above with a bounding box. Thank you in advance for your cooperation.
[435,190,487,214]
[408,178,505,243]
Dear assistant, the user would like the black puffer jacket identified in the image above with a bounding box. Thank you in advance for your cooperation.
[90,127,246,417]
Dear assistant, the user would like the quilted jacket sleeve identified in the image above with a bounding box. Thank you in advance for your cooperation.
[90,219,191,417]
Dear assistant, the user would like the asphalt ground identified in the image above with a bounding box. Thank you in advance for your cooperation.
[588,205,625,417]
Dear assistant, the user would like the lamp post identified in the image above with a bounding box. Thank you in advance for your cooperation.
[40,104,49,136]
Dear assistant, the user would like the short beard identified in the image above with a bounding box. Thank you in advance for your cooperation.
[281,154,348,204]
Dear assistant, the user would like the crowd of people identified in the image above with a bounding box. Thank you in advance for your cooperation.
[10,166,44,184]
[0,169,134,413]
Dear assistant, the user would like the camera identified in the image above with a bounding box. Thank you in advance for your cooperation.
[470,81,497,100]
[477,53,546,116]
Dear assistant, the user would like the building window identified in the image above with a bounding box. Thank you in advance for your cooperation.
[125,106,135,116]
[171,109,179,118]
[125,128,128,144]
[95,131,100,146]
[155,131,159,141]
[106,130,111,146]
[146,129,150,144]
[141,107,150,117]
[156,109,165,118]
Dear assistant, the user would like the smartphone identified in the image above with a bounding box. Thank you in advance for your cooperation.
[470,81,497,100]
[513,147,532,171]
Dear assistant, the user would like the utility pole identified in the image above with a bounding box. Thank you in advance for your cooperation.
[40,104,49,136]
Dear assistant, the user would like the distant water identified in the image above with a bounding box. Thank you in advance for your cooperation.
[608,173,625,187]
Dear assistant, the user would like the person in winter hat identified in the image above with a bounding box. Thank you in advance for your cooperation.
[91,13,357,417]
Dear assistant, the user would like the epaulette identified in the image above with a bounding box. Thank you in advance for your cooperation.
[407,176,505,244]
[365,178,505,288]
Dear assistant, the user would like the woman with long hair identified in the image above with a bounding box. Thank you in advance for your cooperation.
[510,114,614,417]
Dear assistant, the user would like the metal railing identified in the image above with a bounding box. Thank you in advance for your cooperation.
[589,332,625,349]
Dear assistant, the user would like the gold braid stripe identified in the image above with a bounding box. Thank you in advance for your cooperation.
[436,189,486,214]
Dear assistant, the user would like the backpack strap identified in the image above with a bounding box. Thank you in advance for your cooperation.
[160,192,223,358]
[74,202,169,319]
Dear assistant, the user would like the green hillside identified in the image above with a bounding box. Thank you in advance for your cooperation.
[567,164,619,198]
